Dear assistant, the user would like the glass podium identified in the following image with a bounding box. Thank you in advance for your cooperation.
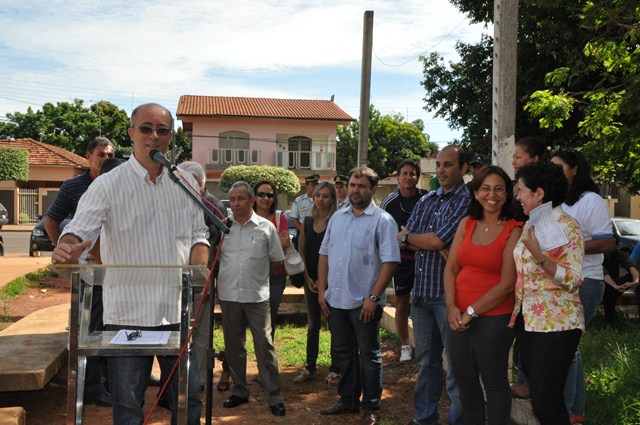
[50,264,206,425]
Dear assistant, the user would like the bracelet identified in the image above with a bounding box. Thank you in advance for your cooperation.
[536,256,548,267]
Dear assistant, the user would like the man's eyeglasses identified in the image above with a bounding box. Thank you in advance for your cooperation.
[132,125,172,137]
[126,329,142,341]
[256,192,275,199]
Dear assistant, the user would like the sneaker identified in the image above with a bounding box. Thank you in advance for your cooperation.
[293,370,313,383]
[325,371,341,385]
[400,345,412,362]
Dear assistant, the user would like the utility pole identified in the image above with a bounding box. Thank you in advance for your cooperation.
[358,10,374,167]
[491,0,518,177]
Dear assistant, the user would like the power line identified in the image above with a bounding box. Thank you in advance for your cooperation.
[373,17,467,67]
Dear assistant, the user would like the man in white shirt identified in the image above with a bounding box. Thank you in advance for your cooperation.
[217,181,287,417]
[52,103,208,425]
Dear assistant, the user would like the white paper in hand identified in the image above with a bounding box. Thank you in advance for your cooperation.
[527,202,568,251]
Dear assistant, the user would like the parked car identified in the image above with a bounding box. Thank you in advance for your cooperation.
[0,202,8,229]
[611,217,640,253]
[29,216,70,256]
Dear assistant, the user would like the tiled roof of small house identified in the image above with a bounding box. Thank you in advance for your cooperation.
[177,95,354,122]
[0,138,89,167]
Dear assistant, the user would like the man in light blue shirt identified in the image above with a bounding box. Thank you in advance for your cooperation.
[317,166,400,425]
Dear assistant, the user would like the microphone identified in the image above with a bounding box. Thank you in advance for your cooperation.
[149,149,176,171]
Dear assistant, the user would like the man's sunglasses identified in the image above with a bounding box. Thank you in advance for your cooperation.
[132,125,172,137]
[256,192,275,199]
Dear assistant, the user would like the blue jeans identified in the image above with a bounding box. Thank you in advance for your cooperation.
[303,283,322,374]
[411,297,463,425]
[269,275,287,341]
[447,314,514,425]
[329,304,383,413]
[106,326,202,425]
[564,277,604,416]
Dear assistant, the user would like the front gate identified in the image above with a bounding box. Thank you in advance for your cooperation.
[17,188,39,223]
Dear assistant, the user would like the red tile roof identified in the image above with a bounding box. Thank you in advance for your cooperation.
[177,95,355,122]
[0,138,89,168]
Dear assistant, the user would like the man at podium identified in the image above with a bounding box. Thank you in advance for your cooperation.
[52,103,209,425]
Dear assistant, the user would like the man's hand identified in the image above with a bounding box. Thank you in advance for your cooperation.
[359,298,378,323]
[397,226,409,248]
[318,290,330,317]
[51,240,91,264]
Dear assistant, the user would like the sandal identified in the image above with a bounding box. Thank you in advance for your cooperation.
[217,371,231,392]
[325,371,341,385]
[293,370,313,383]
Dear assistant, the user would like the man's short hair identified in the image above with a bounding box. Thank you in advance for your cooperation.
[86,136,114,154]
[396,158,421,176]
[443,145,470,169]
[349,166,380,188]
[178,161,206,186]
[130,103,174,129]
[229,181,254,198]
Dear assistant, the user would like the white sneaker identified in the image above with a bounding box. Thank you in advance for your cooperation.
[400,345,412,362]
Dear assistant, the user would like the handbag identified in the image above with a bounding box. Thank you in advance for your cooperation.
[275,212,306,277]
[283,244,306,276]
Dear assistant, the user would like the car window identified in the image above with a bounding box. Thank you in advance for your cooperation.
[616,220,640,236]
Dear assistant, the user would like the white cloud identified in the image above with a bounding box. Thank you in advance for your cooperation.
[0,0,488,142]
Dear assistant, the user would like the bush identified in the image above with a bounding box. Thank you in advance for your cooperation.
[219,165,301,194]
[0,147,29,181]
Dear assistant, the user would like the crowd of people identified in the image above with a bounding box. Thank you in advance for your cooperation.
[49,103,626,425]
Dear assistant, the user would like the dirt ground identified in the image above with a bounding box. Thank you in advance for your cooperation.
[0,273,452,425]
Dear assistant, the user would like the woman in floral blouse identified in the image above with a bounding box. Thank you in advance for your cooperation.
[510,161,585,425]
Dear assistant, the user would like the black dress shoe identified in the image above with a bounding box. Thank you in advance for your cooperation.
[85,391,112,407]
[223,395,249,408]
[270,402,286,416]
[319,402,359,415]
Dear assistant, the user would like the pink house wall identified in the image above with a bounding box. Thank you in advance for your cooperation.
[188,116,341,171]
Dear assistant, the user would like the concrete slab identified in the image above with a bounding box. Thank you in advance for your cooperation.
[0,304,68,392]
[0,407,25,425]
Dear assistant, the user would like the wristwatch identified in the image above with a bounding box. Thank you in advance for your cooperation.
[401,232,410,244]
[466,305,479,319]
[369,294,380,302]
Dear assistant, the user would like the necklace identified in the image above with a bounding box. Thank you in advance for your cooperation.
[481,219,503,232]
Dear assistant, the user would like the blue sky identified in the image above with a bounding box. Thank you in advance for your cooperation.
[0,0,489,146]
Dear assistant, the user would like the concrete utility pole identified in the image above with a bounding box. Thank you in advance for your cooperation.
[358,10,374,167]
[491,0,518,177]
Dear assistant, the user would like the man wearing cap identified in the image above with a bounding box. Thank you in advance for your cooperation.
[290,174,319,233]
[334,174,351,210]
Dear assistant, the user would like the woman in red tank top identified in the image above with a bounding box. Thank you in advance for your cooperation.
[443,166,523,425]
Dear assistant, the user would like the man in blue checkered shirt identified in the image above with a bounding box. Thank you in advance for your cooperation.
[398,145,471,425]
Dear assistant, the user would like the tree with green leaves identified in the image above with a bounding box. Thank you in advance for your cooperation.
[336,105,437,179]
[525,1,640,192]
[219,165,300,194]
[422,0,640,190]
[0,147,29,181]
[0,99,130,155]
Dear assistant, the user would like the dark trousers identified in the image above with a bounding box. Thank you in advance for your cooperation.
[84,284,108,398]
[303,283,323,374]
[447,314,514,425]
[602,277,629,321]
[329,304,383,413]
[515,315,581,425]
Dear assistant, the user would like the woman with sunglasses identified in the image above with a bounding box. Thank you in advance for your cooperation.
[253,180,290,341]
[293,181,338,383]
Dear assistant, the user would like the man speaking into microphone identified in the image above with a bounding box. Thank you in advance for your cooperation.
[52,103,208,425]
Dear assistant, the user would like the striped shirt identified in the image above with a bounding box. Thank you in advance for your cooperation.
[406,181,470,299]
[61,154,209,326]
[46,170,93,221]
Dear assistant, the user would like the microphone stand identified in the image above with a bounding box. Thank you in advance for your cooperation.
[152,152,229,424]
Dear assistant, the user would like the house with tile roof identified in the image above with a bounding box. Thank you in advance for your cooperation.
[0,138,89,223]
[176,95,354,197]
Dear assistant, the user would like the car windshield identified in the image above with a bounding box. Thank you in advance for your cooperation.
[616,220,640,236]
